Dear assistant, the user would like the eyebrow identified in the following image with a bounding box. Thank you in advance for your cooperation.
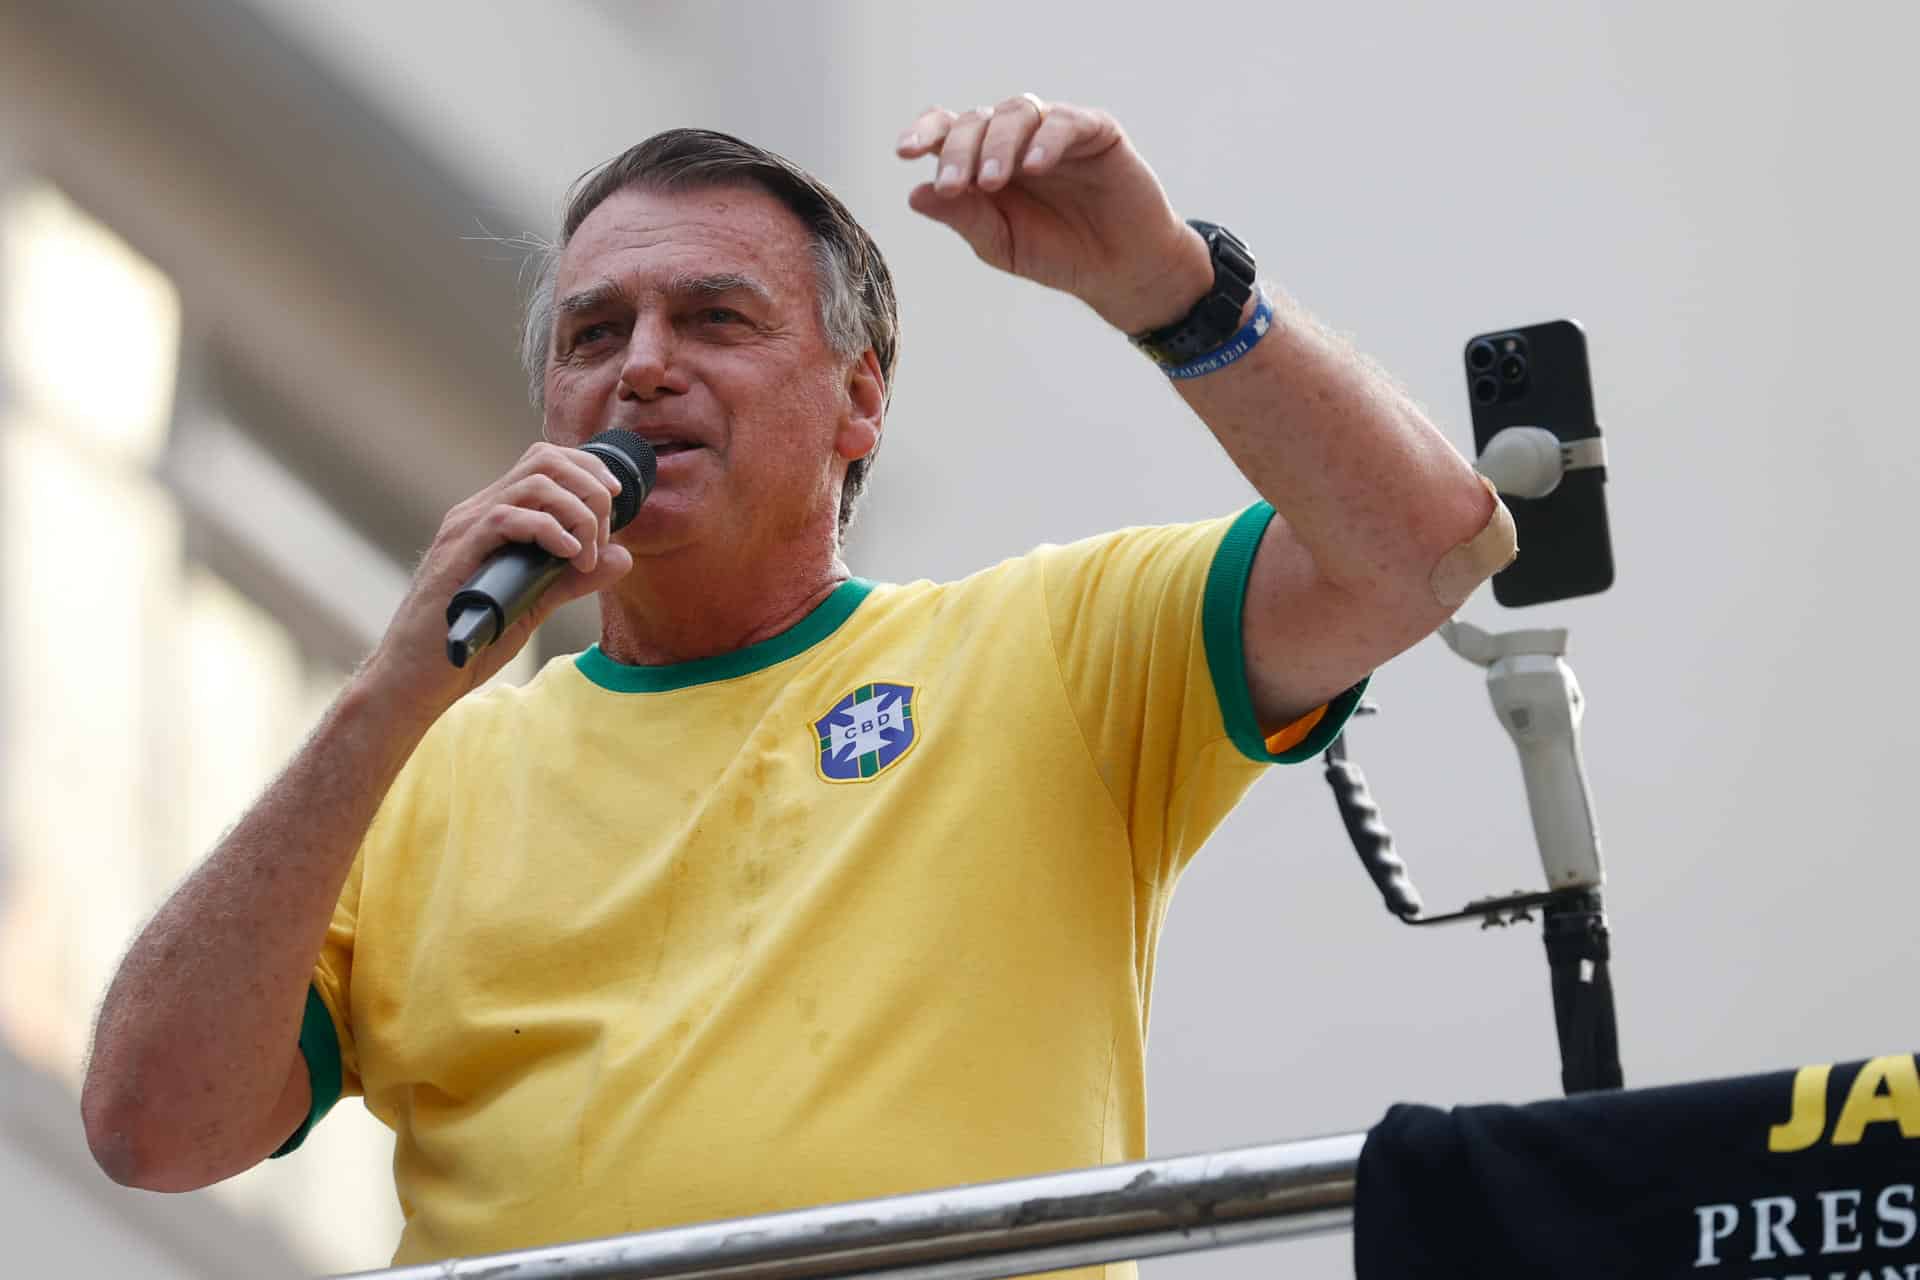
[554,280,625,319]
[669,271,774,306]
[555,271,774,320]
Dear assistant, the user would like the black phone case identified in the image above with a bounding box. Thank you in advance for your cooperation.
[1466,319,1614,607]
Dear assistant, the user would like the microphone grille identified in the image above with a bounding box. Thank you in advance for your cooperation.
[581,430,657,530]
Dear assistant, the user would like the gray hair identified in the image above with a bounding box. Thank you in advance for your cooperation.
[519,129,899,543]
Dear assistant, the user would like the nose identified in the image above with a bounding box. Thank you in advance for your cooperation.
[617,313,689,402]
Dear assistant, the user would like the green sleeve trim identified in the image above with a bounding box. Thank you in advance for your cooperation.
[269,985,343,1158]
[1202,501,1371,764]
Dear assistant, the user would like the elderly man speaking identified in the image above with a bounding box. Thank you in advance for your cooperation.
[81,94,1512,1268]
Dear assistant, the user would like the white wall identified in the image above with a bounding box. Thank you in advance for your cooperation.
[0,1039,307,1278]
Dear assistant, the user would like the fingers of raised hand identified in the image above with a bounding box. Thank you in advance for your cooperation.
[1021,101,1109,175]
[929,104,997,193]
[902,96,1105,196]
[975,94,1050,191]
[898,95,1061,194]
[895,105,959,158]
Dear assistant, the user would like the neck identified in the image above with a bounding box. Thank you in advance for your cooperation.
[596,544,851,667]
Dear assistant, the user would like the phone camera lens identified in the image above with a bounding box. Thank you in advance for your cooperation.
[1467,340,1498,372]
[1472,375,1501,404]
[1499,354,1528,383]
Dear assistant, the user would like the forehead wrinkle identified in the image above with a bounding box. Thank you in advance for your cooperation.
[556,187,812,311]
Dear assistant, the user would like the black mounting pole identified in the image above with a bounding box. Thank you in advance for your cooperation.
[1541,891,1623,1094]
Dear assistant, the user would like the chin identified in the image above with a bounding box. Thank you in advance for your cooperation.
[614,501,700,555]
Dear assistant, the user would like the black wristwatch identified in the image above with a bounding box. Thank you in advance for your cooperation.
[1129,220,1257,368]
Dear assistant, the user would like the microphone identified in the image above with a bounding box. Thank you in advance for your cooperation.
[445,430,657,668]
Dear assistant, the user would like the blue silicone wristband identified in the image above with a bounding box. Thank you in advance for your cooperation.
[1159,286,1273,381]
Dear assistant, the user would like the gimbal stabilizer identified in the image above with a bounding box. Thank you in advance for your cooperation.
[1325,423,1622,1095]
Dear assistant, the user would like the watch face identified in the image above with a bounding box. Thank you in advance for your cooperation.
[1130,221,1256,361]
[1190,219,1251,263]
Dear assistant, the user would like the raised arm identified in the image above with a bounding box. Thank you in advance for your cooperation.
[897,95,1513,730]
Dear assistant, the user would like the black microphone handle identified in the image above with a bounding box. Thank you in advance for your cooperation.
[446,544,569,667]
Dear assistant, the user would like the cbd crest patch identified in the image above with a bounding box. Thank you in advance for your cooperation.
[813,682,918,783]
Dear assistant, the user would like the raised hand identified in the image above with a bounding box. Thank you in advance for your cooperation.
[896,95,1214,335]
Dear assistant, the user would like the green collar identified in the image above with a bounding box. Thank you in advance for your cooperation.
[573,578,875,693]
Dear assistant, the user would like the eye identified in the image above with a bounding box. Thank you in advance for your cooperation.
[570,322,617,350]
[699,307,744,325]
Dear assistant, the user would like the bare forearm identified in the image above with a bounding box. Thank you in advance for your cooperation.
[1178,285,1493,600]
[894,94,1507,722]
[82,675,431,1187]
[78,434,632,1187]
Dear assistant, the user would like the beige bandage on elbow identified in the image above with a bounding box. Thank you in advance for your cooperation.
[1430,474,1518,608]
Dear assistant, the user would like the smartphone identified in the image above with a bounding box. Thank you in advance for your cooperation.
[1464,319,1614,607]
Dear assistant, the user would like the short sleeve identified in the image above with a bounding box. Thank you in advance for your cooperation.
[270,848,363,1158]
[269,699,468,1157]
[1038,503,1366,886]
[1201,502,1369,764]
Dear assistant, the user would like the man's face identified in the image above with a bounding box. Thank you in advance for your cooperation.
[542,183,878,562]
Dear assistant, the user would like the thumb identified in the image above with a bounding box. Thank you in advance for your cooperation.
[529,542,634,625]
[568,541,634,602]
[908,182,1010,268]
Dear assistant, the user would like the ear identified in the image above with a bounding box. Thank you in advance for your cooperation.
[834,347,885,462]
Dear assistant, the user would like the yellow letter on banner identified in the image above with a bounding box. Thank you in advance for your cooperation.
[1769,1064,1832,1153]
[1831,1055,1920,1146]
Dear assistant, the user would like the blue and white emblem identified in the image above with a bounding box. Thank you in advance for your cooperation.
[813,681,919,783]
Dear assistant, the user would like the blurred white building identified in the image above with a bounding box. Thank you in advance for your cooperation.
[0,0,546,1271]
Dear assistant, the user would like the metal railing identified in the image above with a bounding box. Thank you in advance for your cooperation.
[341,1132,1365,1280]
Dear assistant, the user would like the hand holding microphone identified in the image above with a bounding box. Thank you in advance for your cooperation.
[352,431,654,727]
[445,430,656,667]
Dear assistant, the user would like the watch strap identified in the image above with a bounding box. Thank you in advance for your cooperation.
[1130,220,1257,366]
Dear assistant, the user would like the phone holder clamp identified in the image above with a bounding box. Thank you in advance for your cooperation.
[1476,426,1608,500]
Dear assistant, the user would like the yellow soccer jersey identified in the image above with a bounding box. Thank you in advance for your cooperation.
[275,503,1365,1269]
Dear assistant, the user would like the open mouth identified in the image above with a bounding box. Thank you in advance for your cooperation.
[648,440,702,458]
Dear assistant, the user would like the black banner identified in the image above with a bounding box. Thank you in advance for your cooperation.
[1355,1054,1920,1278]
